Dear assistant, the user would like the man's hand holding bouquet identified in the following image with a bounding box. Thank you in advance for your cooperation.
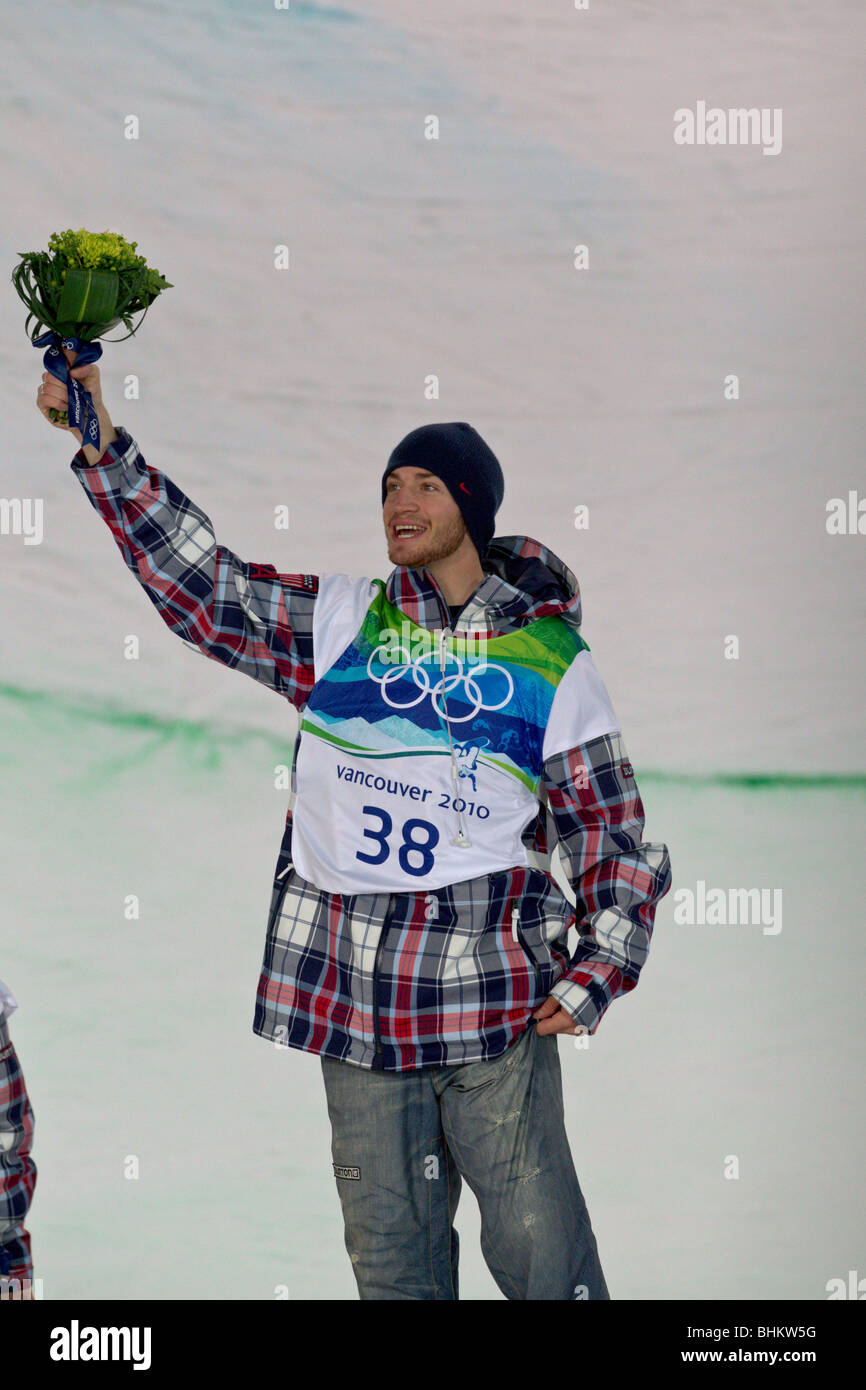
[13,227,171,458]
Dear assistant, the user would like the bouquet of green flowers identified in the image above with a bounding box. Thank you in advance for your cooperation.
[13,228,172,452]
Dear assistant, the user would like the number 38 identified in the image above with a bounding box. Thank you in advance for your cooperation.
[355,804,440,876]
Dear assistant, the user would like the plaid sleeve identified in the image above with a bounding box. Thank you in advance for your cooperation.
[542,731,672,1035]
[70,427,319,709]
[0,1018,36,1286]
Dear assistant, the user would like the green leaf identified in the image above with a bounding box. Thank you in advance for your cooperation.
[55,268,119,325]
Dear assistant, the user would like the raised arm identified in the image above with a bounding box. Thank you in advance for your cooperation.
[69,426,319,706]
[37,353,319,707]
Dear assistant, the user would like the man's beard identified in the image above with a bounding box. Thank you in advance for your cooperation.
[388,514,466,567]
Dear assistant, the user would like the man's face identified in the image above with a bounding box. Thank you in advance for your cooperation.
[383,466,469,567]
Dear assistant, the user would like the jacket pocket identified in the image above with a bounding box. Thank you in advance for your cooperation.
[523,868,576,939]
[265,860,294,939]
[512,871,578,991]
[507,897,545,994]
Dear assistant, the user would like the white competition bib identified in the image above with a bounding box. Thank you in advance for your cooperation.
[289,575,595,894]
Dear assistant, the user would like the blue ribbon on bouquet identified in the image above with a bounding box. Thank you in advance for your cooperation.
[33,331,104,453]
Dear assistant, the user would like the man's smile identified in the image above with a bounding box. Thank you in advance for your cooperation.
[391,522,428,541]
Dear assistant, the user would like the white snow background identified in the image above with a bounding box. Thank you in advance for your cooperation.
[0,0,864,1298]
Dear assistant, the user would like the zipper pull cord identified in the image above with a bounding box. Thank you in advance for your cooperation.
[510,900,520,942]
[439,625,471,848]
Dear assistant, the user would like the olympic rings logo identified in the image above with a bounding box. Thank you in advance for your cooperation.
[366,644,513,723]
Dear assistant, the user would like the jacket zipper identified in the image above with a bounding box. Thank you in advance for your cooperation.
[510,898,543,995]
[372,917,390,1064]
[373,893,439,1063]
[427,572,452,633]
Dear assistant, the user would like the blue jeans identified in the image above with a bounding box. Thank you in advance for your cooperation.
[320,1019,610,1300]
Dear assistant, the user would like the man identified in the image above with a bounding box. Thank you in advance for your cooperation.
[37,360,672,1300]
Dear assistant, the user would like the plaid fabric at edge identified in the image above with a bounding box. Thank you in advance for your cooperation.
[0,1017,36,1285]
[70,426,672,1071]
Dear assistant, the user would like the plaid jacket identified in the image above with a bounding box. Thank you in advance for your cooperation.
[71,426,672,1071]
[0,988,36,1288]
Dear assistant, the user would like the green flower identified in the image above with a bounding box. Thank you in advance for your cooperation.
[12,226,173,343]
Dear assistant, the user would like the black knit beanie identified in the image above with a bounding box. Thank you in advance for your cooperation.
[381,422,505,561]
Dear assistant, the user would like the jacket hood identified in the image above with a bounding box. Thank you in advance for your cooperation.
[483,534,582,629]
[384,533,583,637]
